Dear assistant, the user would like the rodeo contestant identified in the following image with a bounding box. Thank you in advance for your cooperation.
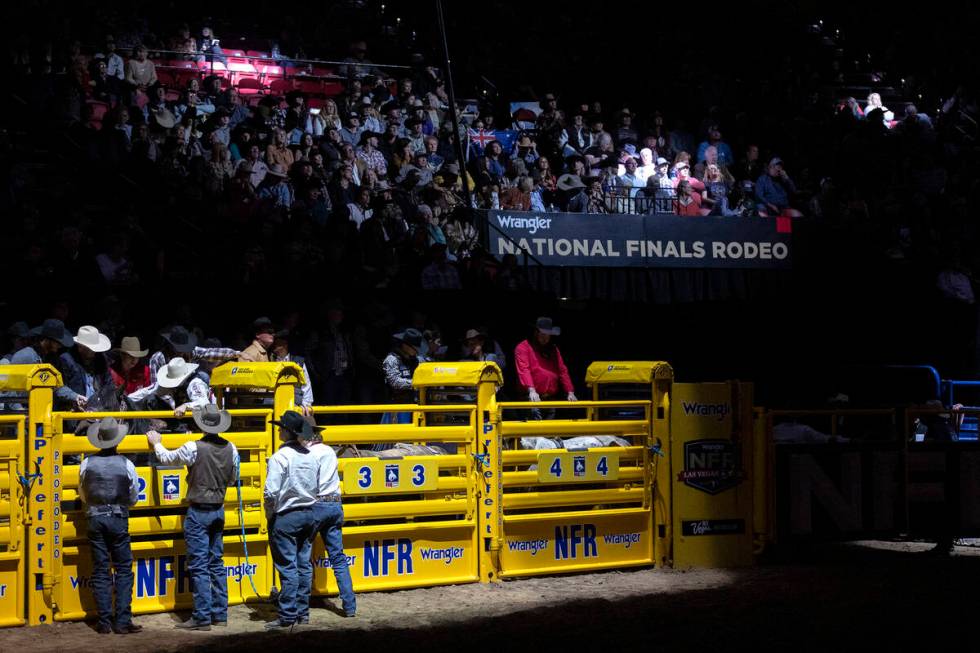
[301,418,356,618]
[264,410,321,630]
[78,417,142,634]
[146,405,239,631]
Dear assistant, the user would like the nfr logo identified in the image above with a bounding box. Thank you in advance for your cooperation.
[678,439,742,495]
[384,464,399,488]
[363,539,413,577]
[554,524,597,560]
[162,475,180,501]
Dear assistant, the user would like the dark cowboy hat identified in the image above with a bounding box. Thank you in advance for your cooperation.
[30,319,74,347]
[271,410,323,441]
[161,325,198,353]
[358,130,382,145]
[392,328,423,348]
[534,317,561,336]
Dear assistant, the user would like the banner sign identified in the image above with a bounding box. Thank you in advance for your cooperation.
[489,210,793,269]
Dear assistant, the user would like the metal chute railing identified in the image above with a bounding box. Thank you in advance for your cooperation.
[49,408,274,622]
[494,398,656,578]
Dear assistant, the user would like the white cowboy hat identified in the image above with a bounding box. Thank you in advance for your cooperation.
[86,417,129,450]
[74,325,112,353]
[157,357,199,388]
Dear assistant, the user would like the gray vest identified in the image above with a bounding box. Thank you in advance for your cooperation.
[81,454,131,514]
[186,437,235,505]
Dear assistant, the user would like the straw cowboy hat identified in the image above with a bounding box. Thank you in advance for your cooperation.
[115,336,149,358]
[86,417,129,450]
[156,357,199,389]
[73,325,112,353]
[193,405,232,434]
[266,164,289,179]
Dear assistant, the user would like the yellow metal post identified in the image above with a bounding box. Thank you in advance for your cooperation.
[476,375,502,582]
[21,365,61,625]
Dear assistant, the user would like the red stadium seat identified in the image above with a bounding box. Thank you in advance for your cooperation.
[307,97,325,109]
[237,78,265,94]
[311,67,335,78]
[323,82,345,97]
[260,65,284,78]
[225,49,247,57]
[247,95,264,107]
[269,78,296,95]
[296,80,322,94]
[246,50,270,59]
[165,90,181,102]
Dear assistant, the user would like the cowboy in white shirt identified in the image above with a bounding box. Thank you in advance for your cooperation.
[128,357,212,416]
[263,411,321,629]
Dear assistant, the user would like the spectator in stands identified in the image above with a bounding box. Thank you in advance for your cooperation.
[357,131,387,177]
[636,148,657,184]
[421,243,462,290]
[257,164,294,217]
[342,40,385,81]
[88,59,119,104]
[755,157,802,217]
[732,180,759,217]
[110,337,151,394]
[584,133,617,177]
[673,180,703,216]
[123,44,157,103]
[733,144,762,183]
[567,111,592,153]
[340,112,364,147]
[702,164,735,216]
[2,323,30,363]
[204,143,234,196]
[406,118,427,154]
[198,25,227,67]
[346,187,373,228]
[171,25,197,61]
[266,128,296,170]
[101,37,125,81]
[614,109,639,145]
[237,144,268,189]
[95,235,137,286]
[696,126,733,166]
[293,133,316,162]
[461,328,505,368]
[673,162,705,193]
[476,140,505,182]
[500,176,533,211]
[210,108,232,147]
[514,317,577,420]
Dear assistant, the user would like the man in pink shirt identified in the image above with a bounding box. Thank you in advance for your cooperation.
[514,317,578,420]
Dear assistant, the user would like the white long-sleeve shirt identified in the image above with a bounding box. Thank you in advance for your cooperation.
[128,376,212,412]
[307,442,341,497]
[264,441,320,514]
[153,439,240,468]
[78,455,141,506]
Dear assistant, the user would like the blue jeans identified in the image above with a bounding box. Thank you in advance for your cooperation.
[184,505,228,624]
[87,513,134,627]
[270,507,316,624]
[310,501,356,615]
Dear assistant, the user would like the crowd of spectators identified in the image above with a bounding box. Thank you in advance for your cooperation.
[3,3,980,384]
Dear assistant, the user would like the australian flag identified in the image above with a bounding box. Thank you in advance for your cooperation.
[467,128,519,160]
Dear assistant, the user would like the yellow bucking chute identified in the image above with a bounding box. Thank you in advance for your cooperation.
[585,361,673,385]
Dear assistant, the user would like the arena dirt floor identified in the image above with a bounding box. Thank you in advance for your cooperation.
[3,541,978,652]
